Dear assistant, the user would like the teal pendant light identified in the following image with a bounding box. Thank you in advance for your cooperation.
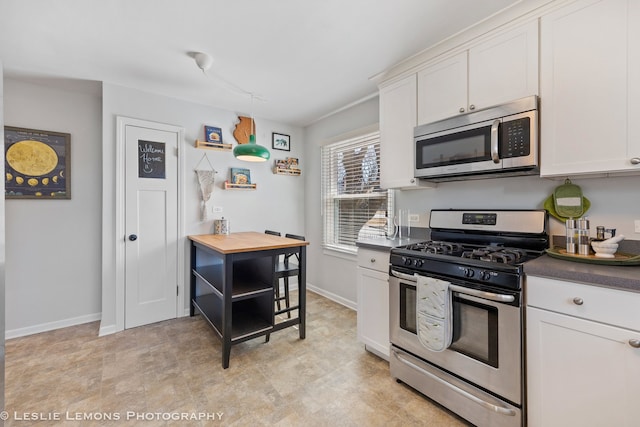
[233,95,270,162]
[233,134,270,162]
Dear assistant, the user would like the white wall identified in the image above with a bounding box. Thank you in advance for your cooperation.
[100,83,304,334]
[2,78,304,337]
[4,77,103,337]
[303,97,380,308]
[304,95,640,308]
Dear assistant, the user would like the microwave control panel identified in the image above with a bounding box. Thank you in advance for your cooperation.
[501,117,530,158]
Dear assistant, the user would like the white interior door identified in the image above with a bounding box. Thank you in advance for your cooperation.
[124,122,178,329]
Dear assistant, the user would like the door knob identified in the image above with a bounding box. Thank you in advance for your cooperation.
[572,297,584,305]
[630,157,640,165]
[128,234,138,241]
[629,339,640,348]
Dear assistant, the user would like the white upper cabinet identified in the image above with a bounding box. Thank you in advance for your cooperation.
[540,0,640,177]
[379,75,434,190]
[417,52,468,125]
[417,21,539,125]
[468,20,539,111]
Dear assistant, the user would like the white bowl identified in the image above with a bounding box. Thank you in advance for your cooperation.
[591,242,618,258]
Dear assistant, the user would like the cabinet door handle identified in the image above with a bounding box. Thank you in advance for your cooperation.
[631,157,640,165]
[459,107,465,113]
[629,339,640,348]
[572,297,584,305]
[128,234,138,242]
[370,258,376,263]
[469,104,476,111]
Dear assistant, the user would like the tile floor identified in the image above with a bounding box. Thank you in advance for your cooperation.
[5,292,468,426]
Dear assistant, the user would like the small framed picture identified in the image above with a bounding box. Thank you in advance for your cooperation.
[272,132,290,151]
[205,125,223,143]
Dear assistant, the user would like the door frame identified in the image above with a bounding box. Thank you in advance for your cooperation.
[115,116,185,332]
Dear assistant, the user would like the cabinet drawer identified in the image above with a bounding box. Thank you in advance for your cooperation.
[357,248,390,273]
[526,276,640,332]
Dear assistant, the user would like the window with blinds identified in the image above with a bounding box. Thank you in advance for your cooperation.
[321,131,394,253]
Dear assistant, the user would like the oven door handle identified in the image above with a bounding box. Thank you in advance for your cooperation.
[390,269,417,282]
[391,270,515,303]
[393,350,517,417]
[449,284,515,303]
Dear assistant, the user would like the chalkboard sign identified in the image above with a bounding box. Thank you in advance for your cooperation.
[138,140,166,179]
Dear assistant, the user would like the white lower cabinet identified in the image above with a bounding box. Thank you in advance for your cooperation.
[356,248,390,360]
[526,276,640,427]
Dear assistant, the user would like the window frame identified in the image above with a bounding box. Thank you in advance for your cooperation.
[321,129,394,254]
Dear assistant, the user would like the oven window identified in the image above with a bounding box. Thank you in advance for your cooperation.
[450,295,499,368]
[399,283,416,334]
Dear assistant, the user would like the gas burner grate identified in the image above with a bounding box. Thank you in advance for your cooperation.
[407,241,464,256]
[461,247,528,264]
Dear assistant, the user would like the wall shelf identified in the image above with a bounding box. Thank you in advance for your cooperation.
[273,167,301,176]
[195,139,232,151]
[224,181,257,190]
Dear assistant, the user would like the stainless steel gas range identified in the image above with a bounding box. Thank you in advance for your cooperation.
[389,209,549,427]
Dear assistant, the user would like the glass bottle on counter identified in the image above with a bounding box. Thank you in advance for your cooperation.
[577,217,591,255]
[565,218,577,254]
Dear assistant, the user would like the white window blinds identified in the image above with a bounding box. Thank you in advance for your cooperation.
[321,131,394,253]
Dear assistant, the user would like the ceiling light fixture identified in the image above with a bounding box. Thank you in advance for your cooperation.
[193,52,213,73]
[233,94,270,162]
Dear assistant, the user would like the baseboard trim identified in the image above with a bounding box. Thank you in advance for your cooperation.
[6,312,102,340]
[306,283,357,311]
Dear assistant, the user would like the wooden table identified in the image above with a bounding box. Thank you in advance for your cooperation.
[188,232,309,368]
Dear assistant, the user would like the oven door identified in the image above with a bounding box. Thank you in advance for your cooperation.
[389,268,522,404]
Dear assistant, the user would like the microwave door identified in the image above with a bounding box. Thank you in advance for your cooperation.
[415,120,503,178]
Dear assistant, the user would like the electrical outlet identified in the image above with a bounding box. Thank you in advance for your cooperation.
[409,214,420,222]
[635,220,640,233]
[212,206,223,213]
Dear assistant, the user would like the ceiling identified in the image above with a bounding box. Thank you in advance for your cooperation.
[0,0,523,126]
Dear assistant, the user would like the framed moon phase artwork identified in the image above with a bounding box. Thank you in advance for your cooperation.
[4,126,71,199]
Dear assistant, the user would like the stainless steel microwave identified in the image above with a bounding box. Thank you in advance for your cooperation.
[414,96,539,181]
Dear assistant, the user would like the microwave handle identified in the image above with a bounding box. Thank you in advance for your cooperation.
[490,119,500,164]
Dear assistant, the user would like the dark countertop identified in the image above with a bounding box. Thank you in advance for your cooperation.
[525,253,640,294]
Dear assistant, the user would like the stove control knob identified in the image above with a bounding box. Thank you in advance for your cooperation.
[479,271,491,281]
[414,259,424,268]
[463,268,474,278]
[403,257,413,266]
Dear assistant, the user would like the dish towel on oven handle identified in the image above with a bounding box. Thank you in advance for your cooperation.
[416,274,453,352]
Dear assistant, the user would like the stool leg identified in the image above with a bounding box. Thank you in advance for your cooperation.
[284,277,291,318]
